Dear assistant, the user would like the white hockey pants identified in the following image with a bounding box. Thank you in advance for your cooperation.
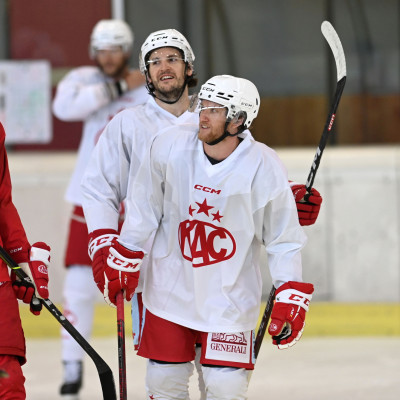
[146,359,249,399]
[61,265,100,361]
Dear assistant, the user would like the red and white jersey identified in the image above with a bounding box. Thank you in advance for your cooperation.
[120,126,307,333]
[81,96,198,233]
[52,66,148,206]
[0,123,30,281]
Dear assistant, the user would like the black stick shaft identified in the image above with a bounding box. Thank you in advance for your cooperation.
[306,76,346,192]
[254,286,276,359]
[116,292,127,400]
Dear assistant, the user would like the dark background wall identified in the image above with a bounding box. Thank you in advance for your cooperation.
[0,0,399,149]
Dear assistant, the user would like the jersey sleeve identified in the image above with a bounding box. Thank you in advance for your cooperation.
[52,67,112,121]
[81,111,134,232]
[118,129,173,251]
[0,124,30,268]
[258,151,307,287]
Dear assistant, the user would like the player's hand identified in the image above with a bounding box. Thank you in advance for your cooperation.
[290,182,322,226]
[104,238,143,307]
[268,281,314,349]
[88,229,119,294]
[12,242,51,315]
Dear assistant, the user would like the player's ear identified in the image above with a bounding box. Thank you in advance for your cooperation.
[186,64,193,77]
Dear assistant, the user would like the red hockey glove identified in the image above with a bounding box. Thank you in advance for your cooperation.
[12,242,51,315]
[104,238,143,307]
[290,182,322,226]
[268,281,314,349]
[88,229,119,294]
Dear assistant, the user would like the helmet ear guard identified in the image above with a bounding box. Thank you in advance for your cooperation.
[230,110,247,128]
[90,19,134,59]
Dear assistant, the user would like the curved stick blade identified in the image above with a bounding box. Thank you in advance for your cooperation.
[321,20,347,81]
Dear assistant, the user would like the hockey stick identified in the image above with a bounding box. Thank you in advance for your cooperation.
[116,291,127,400]
[0,245,117,400]
[254,20,346,360]
[254,285,276,359]
[305,20,347,192]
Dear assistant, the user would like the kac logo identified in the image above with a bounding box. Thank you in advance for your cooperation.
[178,197,236,267]
[178,220,236,267]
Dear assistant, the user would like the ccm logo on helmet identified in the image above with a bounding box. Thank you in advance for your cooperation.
[194,184,221,195]
[151,35,168,42]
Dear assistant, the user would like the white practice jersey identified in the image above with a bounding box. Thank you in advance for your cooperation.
[119,125,307,333]
[52,66,148,206]
[81,96,198,233]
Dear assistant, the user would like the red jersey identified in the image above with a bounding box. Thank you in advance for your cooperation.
[0,123,30,281]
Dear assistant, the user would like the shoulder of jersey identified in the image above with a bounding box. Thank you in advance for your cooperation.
[251,141,289,180]
[68,65,102,77]
[152,123,196,149]
[127,84,149,98]
[114,102,148,118]
[158,123,197,140]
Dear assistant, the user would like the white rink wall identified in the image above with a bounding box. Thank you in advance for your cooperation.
[8,146,400,303]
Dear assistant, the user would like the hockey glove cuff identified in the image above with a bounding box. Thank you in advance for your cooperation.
[13,242,51,315]
[88,229,119,295]
[104,238,143,307]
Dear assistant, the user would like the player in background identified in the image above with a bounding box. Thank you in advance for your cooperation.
[51,19,147,398]
[90,74,314,399]
[0,122,51,399]
[82,28,321,399]
[81,27,205,395]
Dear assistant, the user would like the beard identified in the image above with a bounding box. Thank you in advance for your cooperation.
[97,60,127,79]
[152,81,186,102]
[147,69,187,103]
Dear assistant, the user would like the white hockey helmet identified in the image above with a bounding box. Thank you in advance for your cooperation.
[90,19,134,59]
[198,75,260,128]
[139,29,195,73]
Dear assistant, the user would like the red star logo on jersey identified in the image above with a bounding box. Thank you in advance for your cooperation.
[212,210,223,222]
[196,198,213,216]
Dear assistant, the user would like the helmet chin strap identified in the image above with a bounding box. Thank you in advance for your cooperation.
[206,122,245,146]
[145,64,190,105]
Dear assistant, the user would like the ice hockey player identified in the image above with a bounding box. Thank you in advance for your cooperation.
[51,19,147,398]
[0,122,51,399]
[93,75,315,399]
[81,26,207,395]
